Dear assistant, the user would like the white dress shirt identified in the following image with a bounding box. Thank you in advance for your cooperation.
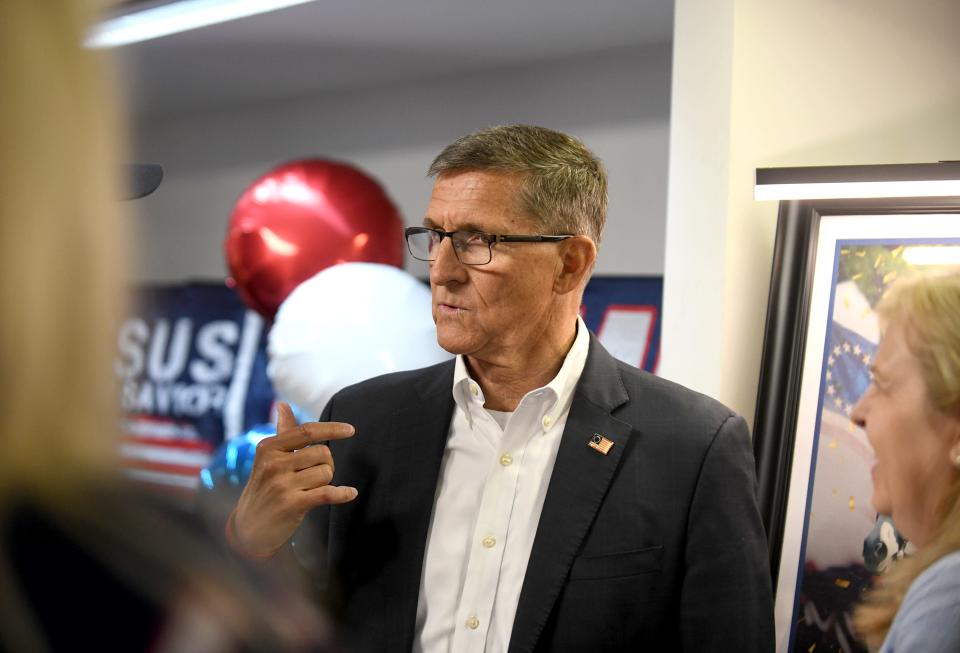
[413,318,590,653]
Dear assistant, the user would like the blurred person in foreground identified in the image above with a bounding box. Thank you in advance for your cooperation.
[852,273,960,652]
[230,124,775,652]
[0,2,329,651]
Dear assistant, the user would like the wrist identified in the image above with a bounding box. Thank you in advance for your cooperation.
[225,507,279,560]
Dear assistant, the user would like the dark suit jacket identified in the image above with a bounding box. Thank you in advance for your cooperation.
[311,336,774,652]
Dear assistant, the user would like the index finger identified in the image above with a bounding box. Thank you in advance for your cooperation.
[272,421,355,452]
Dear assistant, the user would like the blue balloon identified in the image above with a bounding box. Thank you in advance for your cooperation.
[200,424,274,491]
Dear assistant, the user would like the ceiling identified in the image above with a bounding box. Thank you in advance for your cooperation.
[113,0,674,121]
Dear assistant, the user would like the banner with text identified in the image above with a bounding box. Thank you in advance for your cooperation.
[117,276,661,495]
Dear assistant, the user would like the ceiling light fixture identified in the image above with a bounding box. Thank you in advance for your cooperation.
[754,162,960,201]
[86,0,318,49]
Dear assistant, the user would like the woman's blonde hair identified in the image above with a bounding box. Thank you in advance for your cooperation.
[854,271,960,648]
[0,0,128,500]
[0,6,332,650]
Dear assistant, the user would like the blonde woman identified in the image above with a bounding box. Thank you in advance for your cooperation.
[0,2,328,651]
[852,273,960,652]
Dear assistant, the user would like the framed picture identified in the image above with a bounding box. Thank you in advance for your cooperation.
[752,196,960,653]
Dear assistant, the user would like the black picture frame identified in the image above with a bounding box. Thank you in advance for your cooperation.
[752,194,960,651]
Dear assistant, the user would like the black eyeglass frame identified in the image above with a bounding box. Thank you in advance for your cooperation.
[404,226,573,265]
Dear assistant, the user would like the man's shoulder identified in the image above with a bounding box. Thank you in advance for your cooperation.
[604,357,742,440]
[614,359,736,418]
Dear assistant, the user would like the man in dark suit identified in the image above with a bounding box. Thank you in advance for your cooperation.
[230,125,775,652]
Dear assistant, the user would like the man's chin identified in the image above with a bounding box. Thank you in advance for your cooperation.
[435,330,473,357]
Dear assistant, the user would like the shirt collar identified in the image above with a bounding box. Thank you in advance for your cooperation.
[452,316,590,422]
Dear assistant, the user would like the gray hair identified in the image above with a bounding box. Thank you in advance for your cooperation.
[428,124,607,246]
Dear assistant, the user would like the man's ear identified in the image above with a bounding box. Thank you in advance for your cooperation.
[554,236,597,295]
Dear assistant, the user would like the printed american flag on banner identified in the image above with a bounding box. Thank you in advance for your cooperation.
[115,283,276,500]
[120,416,213,498]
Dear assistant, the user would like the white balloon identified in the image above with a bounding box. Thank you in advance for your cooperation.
[267,262,451,418]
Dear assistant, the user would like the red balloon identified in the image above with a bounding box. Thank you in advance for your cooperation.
[224,159,404,319]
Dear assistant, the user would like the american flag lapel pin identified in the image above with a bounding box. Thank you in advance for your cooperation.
[588,433,614,455]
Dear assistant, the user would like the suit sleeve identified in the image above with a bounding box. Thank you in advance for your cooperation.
[680,414,775,652]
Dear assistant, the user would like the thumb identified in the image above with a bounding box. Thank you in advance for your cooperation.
[276,401,298,433]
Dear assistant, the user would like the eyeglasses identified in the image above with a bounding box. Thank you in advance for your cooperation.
[405,226,572,265]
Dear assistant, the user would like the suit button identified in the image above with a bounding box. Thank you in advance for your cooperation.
[466,616,480,630]
[482,535,496,548]
[499,453,513,466]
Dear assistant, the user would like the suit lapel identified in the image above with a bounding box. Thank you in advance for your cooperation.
[508,337,633,653]
[384,361,456,653]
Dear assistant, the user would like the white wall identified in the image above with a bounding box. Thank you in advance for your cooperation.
[663,0,960,423]
[660,0,735,401]
[130,44,672,283]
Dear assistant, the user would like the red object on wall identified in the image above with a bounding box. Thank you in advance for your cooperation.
[224,159,404,319]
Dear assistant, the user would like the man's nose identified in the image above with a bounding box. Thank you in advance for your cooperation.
[429,236,466,285]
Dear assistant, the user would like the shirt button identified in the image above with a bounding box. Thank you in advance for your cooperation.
[542,415,554,429]
[466,616,480,630]
[470,384,479,396]
[499,453,513,466]
[482,535,496,548]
